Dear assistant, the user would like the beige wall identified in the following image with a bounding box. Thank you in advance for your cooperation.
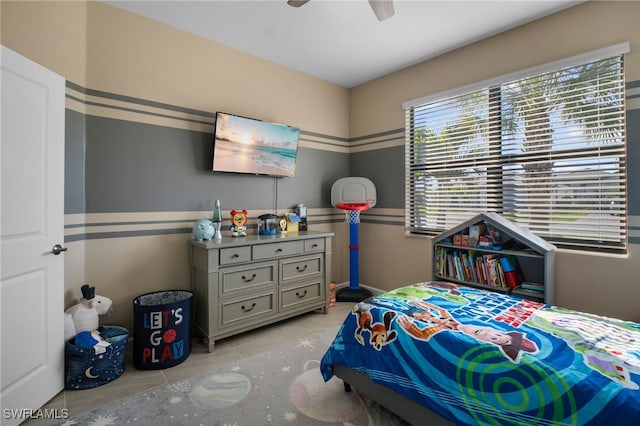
[1,1,351,328]
[1,1,89,86]
[82,2,349,135]
[350,0,639,136]
[1,1,349,136]
[3,1,639,326]
[352,0,640,322]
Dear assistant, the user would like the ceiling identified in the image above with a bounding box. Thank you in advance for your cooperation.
[104,0,584,88]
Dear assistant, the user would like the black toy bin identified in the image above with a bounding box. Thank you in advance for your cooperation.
[65,325,128,390]
[133,290,193,370]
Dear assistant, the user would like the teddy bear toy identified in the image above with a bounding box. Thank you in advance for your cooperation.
[64,284,113,341]
[230,209,248,237]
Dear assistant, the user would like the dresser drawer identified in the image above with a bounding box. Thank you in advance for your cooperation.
[252,240,304,260]
[219,261,276,296]
[219,246,251,265]
[280,281,322,311]
[280,255,323,284]
[220,292,275,328]
[304,238,325,253]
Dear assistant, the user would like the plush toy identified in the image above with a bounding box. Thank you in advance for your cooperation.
[230,209,248,237]
[64,284,113,340]
[75,330,111,354]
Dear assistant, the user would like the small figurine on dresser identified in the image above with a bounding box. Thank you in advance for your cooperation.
[230,209,248,237]
[284,212,301,232]
[279,216,288,233]
[212,199,223,239]
[192,219,215,241]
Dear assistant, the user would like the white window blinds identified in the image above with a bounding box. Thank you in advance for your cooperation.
[405,46,628,253]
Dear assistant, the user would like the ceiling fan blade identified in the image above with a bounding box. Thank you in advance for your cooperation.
[287,0,310,7]
[368,0,395,21]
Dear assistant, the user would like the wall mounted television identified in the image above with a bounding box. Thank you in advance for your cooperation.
[212,112,300,177]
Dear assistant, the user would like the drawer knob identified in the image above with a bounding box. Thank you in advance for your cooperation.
[232,253,240,258]
[241,302,256,312]
[242,273,257,282]
[276,248,283,253]
[296,264,308,272]
[295,290,308,298]
[312,244,318,248]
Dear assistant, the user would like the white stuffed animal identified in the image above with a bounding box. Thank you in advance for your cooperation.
[64,284,113,340]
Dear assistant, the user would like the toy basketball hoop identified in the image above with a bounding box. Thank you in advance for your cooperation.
[336,202,370,225]
[331,178,376,302]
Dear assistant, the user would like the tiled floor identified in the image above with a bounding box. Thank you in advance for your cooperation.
[25,302,353,424]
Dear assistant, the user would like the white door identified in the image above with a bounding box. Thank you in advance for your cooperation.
[1,46,65,425]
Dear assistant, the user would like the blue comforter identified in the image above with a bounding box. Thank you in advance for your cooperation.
[320,282,640,425]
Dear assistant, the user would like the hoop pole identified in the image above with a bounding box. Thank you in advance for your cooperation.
[336,208,373,302]
[349,221,359,290]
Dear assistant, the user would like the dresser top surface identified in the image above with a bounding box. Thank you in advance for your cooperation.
[189,230,334,249]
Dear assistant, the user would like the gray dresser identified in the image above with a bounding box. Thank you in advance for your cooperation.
[189,231,333,352]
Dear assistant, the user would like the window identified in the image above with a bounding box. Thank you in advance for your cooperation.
[404,44,628,253]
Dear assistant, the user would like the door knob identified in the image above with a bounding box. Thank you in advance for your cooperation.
[51,244,68,255]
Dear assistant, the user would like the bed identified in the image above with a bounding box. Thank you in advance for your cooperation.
[320,281,640,425]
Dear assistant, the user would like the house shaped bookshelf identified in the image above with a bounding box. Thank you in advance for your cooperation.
[432,212,556,304]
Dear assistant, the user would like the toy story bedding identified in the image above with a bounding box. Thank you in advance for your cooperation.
[320,282,640,425]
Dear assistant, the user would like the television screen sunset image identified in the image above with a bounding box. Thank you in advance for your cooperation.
[213,113,299,177]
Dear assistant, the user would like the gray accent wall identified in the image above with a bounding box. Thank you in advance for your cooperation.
[65,109,86,214]
[64,80,639,246]
[65,111,350,215]
[350,147,405,209]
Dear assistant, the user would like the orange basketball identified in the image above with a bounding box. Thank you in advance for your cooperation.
[163,329,177,343]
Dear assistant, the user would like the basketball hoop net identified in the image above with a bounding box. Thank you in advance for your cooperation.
[336,202,369,224]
